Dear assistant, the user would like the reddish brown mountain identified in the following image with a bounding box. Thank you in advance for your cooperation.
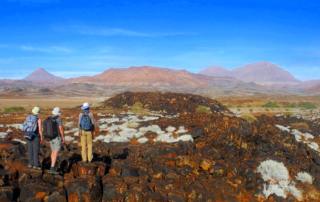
[70,66,208,88]
[200,62,300,85]
[199,66,231,77]
[66,66,271,96]
[233,62,300,85]
[24,68,64,84]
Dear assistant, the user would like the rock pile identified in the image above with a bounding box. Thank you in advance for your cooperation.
[104,91,230,114]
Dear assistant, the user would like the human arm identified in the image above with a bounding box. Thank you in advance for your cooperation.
[56,117,65,143]
[38,119,43,143]
[78,113,82,136]
[59,125,65,144]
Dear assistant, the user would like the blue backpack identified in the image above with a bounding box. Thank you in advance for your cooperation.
[22,115,38,140]
[80,112,93,131]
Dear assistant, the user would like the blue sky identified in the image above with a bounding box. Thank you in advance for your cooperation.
[0,0,319,80]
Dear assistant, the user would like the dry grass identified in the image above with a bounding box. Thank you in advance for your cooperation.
[0,97,103,111]
[290,122,310,130]
[130,102,149,115]
[196,105,211,114]
[240,113,257,123]
[220,95,320,116]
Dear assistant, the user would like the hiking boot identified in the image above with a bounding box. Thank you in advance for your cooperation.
[48,167,58,174]
[33,166,41,170]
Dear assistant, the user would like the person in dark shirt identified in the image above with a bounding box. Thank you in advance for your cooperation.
[26,106,43,170]
[49,107,65,173]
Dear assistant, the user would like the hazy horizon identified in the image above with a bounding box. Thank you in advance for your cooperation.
[0,62,318,82]
[0,0,319,80]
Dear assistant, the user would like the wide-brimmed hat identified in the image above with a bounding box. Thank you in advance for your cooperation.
[52,107,61,116]
[32,106,40,115]
[81,102,90,110]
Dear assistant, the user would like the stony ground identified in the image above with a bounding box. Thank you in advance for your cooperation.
[0,92,319,202]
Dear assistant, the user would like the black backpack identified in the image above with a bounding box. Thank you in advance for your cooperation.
[43,117,59,140]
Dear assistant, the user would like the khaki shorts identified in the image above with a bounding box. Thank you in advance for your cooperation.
[50,136,61,152]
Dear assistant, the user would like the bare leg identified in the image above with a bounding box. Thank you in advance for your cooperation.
[51,151,59,167]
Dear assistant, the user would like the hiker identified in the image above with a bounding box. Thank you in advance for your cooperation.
[22,106,43,170]
[43,107,65,173]
[79,102,96,163]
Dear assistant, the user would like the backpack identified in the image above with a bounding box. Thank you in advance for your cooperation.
[43,117,59,140]
[22,115,38,140]
[80,112,93,131]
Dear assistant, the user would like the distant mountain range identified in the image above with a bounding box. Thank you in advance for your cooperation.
[0,62,319,97]
[200,62,300,85]
[69,66,208,88]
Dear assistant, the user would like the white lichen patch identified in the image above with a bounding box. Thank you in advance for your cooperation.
[99,117,120,124]
[12,138,26,145]
[308,142,319,151]
[7,124,22,130]
[0,132,8,138]
[97,113,107,117]
[276,125,320,154]
[296,172,313,184]
[65,128,78,135]
[257,160,289,182]
[137,137,149,144]
[166,126,176,133]
[257,160,315,201]
[176,134,193,142]
[64,121,74,128]
[95,113,192,144]
[126,121,140,129]
[257,160,301,200]
[93,135,106,142]
[139,125,163,134]
[142,116,159,122]
[275,125,291,133]
[176,126,188,134]
[291,129,314,142]
[99,124,109,131]
[64,136,75,142]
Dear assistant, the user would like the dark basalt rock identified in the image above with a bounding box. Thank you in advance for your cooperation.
[0,92,320,201]
[65,176,102,202]
[104,91,230,115]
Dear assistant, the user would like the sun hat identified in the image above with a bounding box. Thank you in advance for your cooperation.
[81,102,90,110]
[32,106,40,115]
[52,107,61,116]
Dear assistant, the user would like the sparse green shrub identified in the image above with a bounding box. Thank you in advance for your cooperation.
[3,106,26,113]
[284,111,293,117]
[241,113,257,123]
[284,103,297,108]
[298,102,317,110]
[262,101,279,108]
[130,102,148,115]
[196,105,211,114]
